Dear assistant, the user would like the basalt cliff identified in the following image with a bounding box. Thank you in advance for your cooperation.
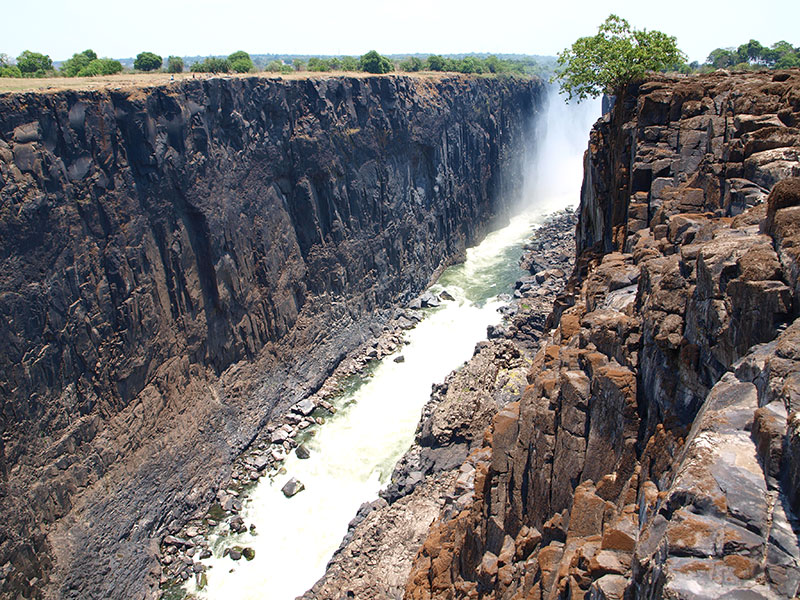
[0,74,542,599]
[403,69,800,599]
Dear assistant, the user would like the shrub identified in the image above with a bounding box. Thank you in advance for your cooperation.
[61,50,97,77]
[399,57,423,72]
[426,54,446,71]
[307,57,330,72]
[340,56,360,71]
[16,50,53,75]
[293,59,306,71]
[0,65,23,78]
[190,57,230,73]
[227,51,253,73]
[167,56,184,73]
[134,52,162,71]
[77,58,123,77]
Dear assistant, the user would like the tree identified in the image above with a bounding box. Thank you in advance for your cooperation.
[307,57,330,72]
[399,56,423,72]
[61,50,98,77]
[293,58,306,71]
[190,57,230,73]
[360,50,393,74]
[340,56,360,71]
[134,52,162,71]
[265,60,284,72]
[167,56,184,73]
[0,54,22,78]
[554,14,686,100]
[228,50,253,73]
[427,55,446,71]
[16,50,53,75]
[736,39,766,65]
[707,48,736,69]
[77,58,123,77]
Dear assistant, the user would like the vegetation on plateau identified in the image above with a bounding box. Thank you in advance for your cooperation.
[167,56,184,73]
[554,15,686,100]
[3,35,795,84]
[698,39,800,71]
[190,51,254,73]
[134,51,162,71]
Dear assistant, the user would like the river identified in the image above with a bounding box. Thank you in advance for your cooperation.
[187,90,599,600]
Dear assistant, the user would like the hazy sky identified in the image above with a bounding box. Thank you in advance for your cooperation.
[4,0,799,64]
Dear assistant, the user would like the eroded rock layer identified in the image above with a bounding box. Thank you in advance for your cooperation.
[0,74,542,599]
[406,70,800,599]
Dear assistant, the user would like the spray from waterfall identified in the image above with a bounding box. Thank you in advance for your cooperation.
[518,86,601,214]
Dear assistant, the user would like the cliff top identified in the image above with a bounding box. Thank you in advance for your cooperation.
[0,70,525,95]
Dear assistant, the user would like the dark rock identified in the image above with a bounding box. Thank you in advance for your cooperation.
[281,477,305,498]
[393,355,405,363]
[296,444,311,460]
[293,399,316,417]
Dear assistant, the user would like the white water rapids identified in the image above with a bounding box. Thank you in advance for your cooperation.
[185,90,599,600]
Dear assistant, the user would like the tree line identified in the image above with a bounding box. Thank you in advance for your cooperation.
[697,40,800,71]
[0,47,547,79]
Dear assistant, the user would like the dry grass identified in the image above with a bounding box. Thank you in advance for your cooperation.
[0,70,457,95]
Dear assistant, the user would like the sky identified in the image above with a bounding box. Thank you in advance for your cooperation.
[4,0,799,65]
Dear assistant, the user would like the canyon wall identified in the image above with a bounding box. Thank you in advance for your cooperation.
[0,74,542,599]
[406,70,800,599]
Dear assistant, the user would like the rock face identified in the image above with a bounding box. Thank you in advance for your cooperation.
[0,74,543,599]
[405,70,800,599]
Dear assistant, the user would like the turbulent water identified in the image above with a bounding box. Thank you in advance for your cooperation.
[188,90,599,600]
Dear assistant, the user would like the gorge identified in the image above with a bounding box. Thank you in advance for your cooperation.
[2,66,800,600]
[0,74,541,599]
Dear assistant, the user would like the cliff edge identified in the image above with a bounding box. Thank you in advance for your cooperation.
[406,70,800,599]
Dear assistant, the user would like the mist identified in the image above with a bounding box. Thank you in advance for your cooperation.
[519,86,602,214]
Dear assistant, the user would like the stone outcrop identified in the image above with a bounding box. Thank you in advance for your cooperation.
[405,70,800,599]
[0,74,543,599]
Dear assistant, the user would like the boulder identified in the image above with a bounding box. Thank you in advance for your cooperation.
[293,398,316,416]
[420,292,440,307]
[282,477,305,497]
[296,444,311,459]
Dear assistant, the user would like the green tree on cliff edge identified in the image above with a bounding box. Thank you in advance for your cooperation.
[554,15,686,101]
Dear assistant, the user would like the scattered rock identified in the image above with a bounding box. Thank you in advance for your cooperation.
[282,477,305,498]
[296,444,311,459]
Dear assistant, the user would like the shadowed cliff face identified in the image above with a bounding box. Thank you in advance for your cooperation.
[405,70,800,599]
[0,74,542,598]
